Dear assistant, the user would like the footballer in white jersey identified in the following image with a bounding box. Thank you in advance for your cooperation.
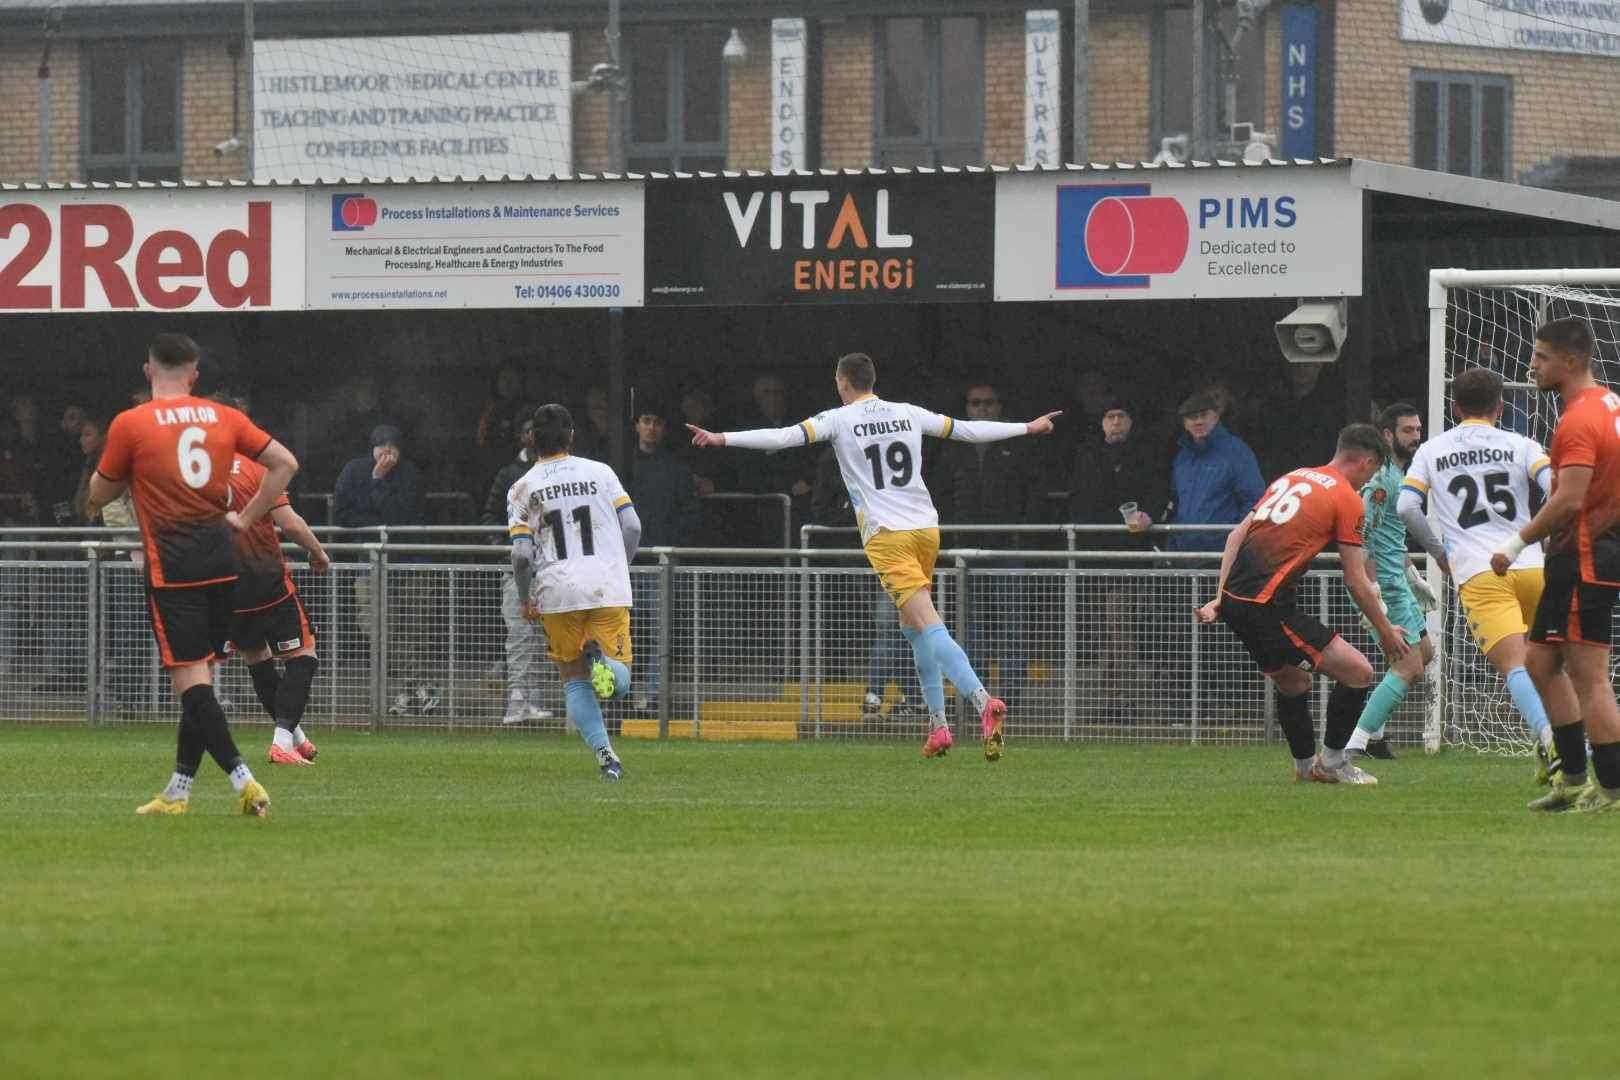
[688,351,1060,763]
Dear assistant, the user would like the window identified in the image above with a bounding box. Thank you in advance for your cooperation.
[1151,5,1266,155]
[1411,72,1511,180]
[83,42,181,182]
[626,25,728,173]
[874,17,983,167]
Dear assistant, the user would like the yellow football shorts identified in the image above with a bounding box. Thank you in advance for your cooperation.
[1459,568,1544,656]
[540,606,633,665]
[864,527,940,608]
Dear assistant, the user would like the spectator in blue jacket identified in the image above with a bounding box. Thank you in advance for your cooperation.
[1167,392,1264,553]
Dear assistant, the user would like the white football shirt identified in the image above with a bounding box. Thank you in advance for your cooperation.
[1401,419,1551,586]
[506,453,634,613]
[725,395,1027,545]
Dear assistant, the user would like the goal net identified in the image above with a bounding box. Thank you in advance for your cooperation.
[1430,268,1620,754]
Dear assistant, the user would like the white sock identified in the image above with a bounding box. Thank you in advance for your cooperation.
[968,688,991,714]
[1541,725,1556,752]
[1321,747,1346,768]
[596,744,619,765]
[1294,757,1316,776]
[929,712,949,732]
[293,724,310,745]
[272,727,296,751]
[1346,727,1372,753]
[162,772,193,801]
[228,762,254,793]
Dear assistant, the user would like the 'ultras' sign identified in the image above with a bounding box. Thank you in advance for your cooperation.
[643,173,994,305]
[0,190,305,312]
[992,166,1362,301]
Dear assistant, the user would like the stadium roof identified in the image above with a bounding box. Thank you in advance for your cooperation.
[5,158,1618,233]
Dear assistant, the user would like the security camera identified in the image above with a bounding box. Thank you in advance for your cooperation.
[1275,298,1348,363]
[213,135,242,156]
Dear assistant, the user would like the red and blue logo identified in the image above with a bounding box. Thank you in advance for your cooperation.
[331,193,379,231]
[1055,184,1188,289]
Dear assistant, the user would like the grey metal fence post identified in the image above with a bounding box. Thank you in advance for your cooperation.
[446,568,458,729]
[85,544,101,726]
[1063,526,1077,741]
[369,544,386,731]
[798,527,811,733]
[1316,574,1330,730]
[690,572,702,739]
[1189,575,1201,745]
[812,567,824,739]
[657,553,673,740]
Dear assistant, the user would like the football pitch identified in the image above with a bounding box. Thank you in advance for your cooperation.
[3,728,1617,1079]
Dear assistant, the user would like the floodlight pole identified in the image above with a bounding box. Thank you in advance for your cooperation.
[244,0,255,179]
[37,5,61,185]
[1190,0,1206,159]
[606,0,625,173]
[1071,0,1089,164]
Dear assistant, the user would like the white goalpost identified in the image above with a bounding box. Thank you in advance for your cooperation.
[1427,267,1620,754]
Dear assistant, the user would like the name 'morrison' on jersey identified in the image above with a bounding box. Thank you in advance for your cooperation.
[1398,419,1550,586]
[506,453,634,613]
[723,396,1027,544]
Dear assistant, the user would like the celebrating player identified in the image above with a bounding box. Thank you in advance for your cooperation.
[87,333,298,817]
[1196,424,1408,784]
[1340,403,1446,765]
[1399,368,1573,783]
[222,448,330,766]
[1489,319,1620,811]
[507,404,640,780]
[687,352,1060,760]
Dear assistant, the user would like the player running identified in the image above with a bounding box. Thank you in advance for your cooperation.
[686,352,1060,760]
[1398,368,1574,784]
[221,449,331,766]
[1341,403,1447,766]
[507,404,640,780]
[87,333,298,817]
[1489,319,1620,811]
[1196,424,1409,784]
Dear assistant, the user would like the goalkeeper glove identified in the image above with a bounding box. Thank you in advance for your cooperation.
[1405,562,1439,614]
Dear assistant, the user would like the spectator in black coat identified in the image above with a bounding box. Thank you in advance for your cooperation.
[1067,398,1167,551]
[626,403,700,714]
[334,423,425,531]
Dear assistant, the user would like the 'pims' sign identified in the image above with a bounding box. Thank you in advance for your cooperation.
[0,201,274,310]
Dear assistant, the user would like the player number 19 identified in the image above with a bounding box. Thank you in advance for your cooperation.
[1253,478,1312,525]
[177,426,211,489]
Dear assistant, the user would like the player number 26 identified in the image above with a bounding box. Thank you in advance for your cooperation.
[1253,478,1312,525]
[177,426,211,490]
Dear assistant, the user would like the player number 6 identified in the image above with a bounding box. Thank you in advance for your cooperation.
[177,426,211,490]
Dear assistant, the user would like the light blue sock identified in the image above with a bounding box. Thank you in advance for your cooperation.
[600,656,632,700]
[1355,670,1410,734]
[901,625,946,716]
[565,678,610,754]
[920,622,985,699]
[1506,666,1551,741]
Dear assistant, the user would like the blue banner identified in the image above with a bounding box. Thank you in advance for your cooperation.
[1281,5,1318,159]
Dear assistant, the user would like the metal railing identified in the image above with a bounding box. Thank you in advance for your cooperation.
[0,527,1440,747]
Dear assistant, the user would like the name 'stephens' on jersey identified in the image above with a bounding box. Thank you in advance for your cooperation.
[531,479,598,503]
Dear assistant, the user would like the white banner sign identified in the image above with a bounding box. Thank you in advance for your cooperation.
[994,168,1361,300]
[254,32,573,182]
[304,183,643,309]
[1025,11,1062,166]
[0,189,305,312]
[1400,0,1620,58]
[771,20,809,172]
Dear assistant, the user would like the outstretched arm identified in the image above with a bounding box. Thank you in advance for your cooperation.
[923,411,1062,444]
[687,419,822,451]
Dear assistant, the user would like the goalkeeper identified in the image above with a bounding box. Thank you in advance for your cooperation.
[1344,404,1446,760]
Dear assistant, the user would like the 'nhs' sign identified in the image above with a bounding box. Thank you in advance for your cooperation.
[1281,5,1317,159]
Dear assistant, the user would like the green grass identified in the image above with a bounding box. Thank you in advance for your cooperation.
[2,728,1617,1079]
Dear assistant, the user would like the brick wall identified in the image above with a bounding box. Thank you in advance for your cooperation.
[0,43,81,185]
[983,13,1025,165]
[1334,0,1620,178]
[181,39,246,181]
[820,18,874,168]
[726,24,772,170]
[1087,12,1152,163]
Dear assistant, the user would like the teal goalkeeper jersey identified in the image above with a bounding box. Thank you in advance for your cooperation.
[1360,460,1408,584]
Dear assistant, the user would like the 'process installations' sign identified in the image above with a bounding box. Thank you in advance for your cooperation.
[304,183,643,309]
[1400,0,1620,57]
[993,167,1361,301]
[253,32,573,182]
[644,173,994,305]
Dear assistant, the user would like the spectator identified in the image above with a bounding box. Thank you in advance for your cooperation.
[571,386,614,462]
[73,418,106,524]
[10,396,47,524]
[481,418,555,727]
[627,403,701,715]
[1167,391,1265,553]
[933,380,1040,708]
[475,362,529,480]
[736,373,813,542]
[674,387,733,497]
[334,424,435,716]
[0,414,39,526]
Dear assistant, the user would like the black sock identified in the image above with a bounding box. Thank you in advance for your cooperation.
[174,710,205,777]
[248,660,282,722]
[275,655,318,732]
[1276,690,1316,760]
[1324,683,1369,751]
[1553,722,1589,780]
[181,684,244,775]
[1591,741,1620,791]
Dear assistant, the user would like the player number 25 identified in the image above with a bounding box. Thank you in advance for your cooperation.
[1253,478,1312,525]
[177,426,211,490]
[1447,471,1517,529]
